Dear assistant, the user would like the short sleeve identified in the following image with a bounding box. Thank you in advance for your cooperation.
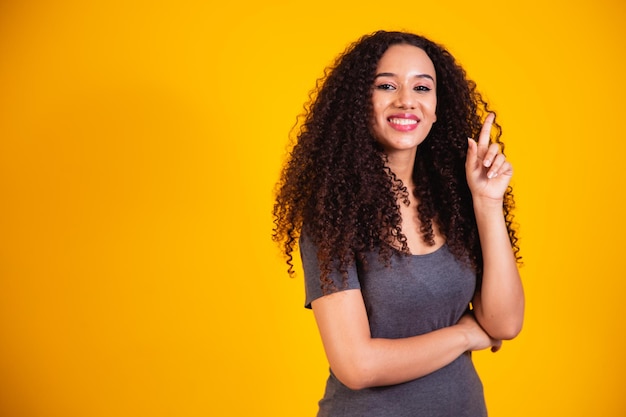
[300,233,361,309]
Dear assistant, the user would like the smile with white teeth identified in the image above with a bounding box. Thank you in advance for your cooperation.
[388,117,418,125]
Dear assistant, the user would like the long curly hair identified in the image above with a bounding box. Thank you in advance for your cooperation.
[273,30,520,292]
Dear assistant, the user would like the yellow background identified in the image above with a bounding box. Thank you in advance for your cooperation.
[0,0,624,415]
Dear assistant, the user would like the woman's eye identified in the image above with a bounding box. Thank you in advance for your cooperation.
[414,85,431,92]
[375,83,395,90]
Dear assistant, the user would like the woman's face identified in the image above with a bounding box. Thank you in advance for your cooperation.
[370,44,437,155]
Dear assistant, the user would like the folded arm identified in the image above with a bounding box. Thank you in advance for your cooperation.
[311,289,500,390]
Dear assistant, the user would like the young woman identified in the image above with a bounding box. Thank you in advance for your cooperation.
[273,30,524,417]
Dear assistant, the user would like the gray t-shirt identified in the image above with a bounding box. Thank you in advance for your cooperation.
[301,234,487,417]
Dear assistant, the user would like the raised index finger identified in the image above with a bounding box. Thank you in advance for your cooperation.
[477,113,495,151]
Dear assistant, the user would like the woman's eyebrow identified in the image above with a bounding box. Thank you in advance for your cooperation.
[374,72,435,81]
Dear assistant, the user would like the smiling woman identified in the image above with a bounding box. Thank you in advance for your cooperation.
[0,0,625,416]
[371,45,438,157]
[273,30,524,417]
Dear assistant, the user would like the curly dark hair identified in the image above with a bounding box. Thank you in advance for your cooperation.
[273,30,520,292]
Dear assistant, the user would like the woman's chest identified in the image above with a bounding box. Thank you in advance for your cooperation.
[357,247,476,338]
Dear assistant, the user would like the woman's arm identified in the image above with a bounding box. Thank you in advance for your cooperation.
[465,113,525,340]
[311,288,500,390]
[471,198,524,339]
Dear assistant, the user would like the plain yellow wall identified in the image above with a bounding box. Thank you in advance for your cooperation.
[0,0,624,416]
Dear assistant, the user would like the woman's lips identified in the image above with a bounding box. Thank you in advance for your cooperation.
[387,114,419,131]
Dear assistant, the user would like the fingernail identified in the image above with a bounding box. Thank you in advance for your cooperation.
[483,159,491,167]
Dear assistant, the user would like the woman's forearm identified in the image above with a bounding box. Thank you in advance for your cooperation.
[472,199,525,340]
[312,291,497,390]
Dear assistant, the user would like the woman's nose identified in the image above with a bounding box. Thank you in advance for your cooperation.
[394,87,415,109]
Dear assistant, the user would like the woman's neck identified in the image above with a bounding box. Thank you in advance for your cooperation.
[385,150,416,189]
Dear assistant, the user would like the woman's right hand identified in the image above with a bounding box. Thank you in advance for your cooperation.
[457,313,502,353]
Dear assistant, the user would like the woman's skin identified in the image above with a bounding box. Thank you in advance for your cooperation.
[310,44,524,391]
